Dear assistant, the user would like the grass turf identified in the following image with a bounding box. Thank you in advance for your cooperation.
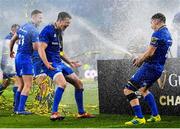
[1,110,180,128]
[0,80,180,128]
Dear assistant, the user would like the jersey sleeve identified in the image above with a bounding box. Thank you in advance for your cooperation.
[39,26,50,44]
[150,32,160,47]
[31,29,39,43]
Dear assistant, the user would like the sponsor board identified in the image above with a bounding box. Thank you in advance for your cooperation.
[98,59,180,115]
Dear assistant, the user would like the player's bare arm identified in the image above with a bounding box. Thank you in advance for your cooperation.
[133,45,157,67]
[33,42,40,51]
[9,33,19,58]
[38,43,55,70]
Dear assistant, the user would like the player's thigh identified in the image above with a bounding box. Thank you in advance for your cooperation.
[128,65,148,91]
[130,66,147,83]
[65,73,79,84]
[16,76,24,90]
[53,73,67,88]
[65,73,83,89]
[61,63,74,76]
[22,75,33,87]
[139,70,161,96]
[44,63,67,87]
[61,63,82,87]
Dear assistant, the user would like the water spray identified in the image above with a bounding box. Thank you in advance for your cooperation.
[75,16,134,57]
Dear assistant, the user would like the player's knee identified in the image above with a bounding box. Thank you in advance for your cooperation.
[18,87,23,91]
[18,84,24,91]
[70,77,83,89]
[21,86,31,95]
[75,79,83,89]
[139,87,149,97]
[24,84,32,90]
[124,82,137,95]
[54,74,67,88]
[123,88,131,95]
[24,82,32,88]
[126,92,137,102]
[56,81,67,88]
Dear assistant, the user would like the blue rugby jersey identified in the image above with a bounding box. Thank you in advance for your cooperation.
[16,22,39,55]
[146,26,172,67]
[5,32,13,40]
[39,24,63,63]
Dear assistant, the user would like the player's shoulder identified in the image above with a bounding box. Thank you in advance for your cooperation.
[20,22,37,32]
[152,30,160,40]
[40,24,54,36]
[5,33,13,40]
[159,26,172,40]
[22,22,32,28]
[43,24,54,31]
[158,26,171,35]
[152,26,170,38]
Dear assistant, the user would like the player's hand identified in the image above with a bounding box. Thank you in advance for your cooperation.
[133,56,142,67]
[46,62,56,70]
[70,60,82,68]
[10,51,15,58]
[132,57,137,65]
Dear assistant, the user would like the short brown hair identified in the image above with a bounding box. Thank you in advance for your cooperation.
[31,9,42,17]
[11,24,19,29]
[152,13,166,23]
[57,12,71,21]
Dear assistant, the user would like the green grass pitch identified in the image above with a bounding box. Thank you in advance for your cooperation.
[0,81,180,128]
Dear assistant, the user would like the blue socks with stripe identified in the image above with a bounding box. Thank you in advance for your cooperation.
[75,89,85,114]
[18,95,28,111]
[14,91,21,112]
[144,92,159,116]
[0,84,5,95]
[13,86,18,105]
[13,86,18,95]
[52,87,64,113]
[0,84,4,91]
[132,105,144,118]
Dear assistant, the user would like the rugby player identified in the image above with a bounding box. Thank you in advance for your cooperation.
[123,13,172,125]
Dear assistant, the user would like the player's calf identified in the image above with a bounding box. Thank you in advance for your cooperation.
[124,83,145,125]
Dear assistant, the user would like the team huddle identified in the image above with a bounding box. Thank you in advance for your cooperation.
[0,10,172,125]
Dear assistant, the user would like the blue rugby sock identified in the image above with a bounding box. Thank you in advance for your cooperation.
[18,95,28,111]
[0,85,3,95]
[144,92,158,116]
[13,86,18,103]
[0,84,5,91]
[132,105,143,118]
[75,89,85,114]
[14,91,21,111]
[52,87,64,113]
[0,85,3,91]
[13,86,18,94]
